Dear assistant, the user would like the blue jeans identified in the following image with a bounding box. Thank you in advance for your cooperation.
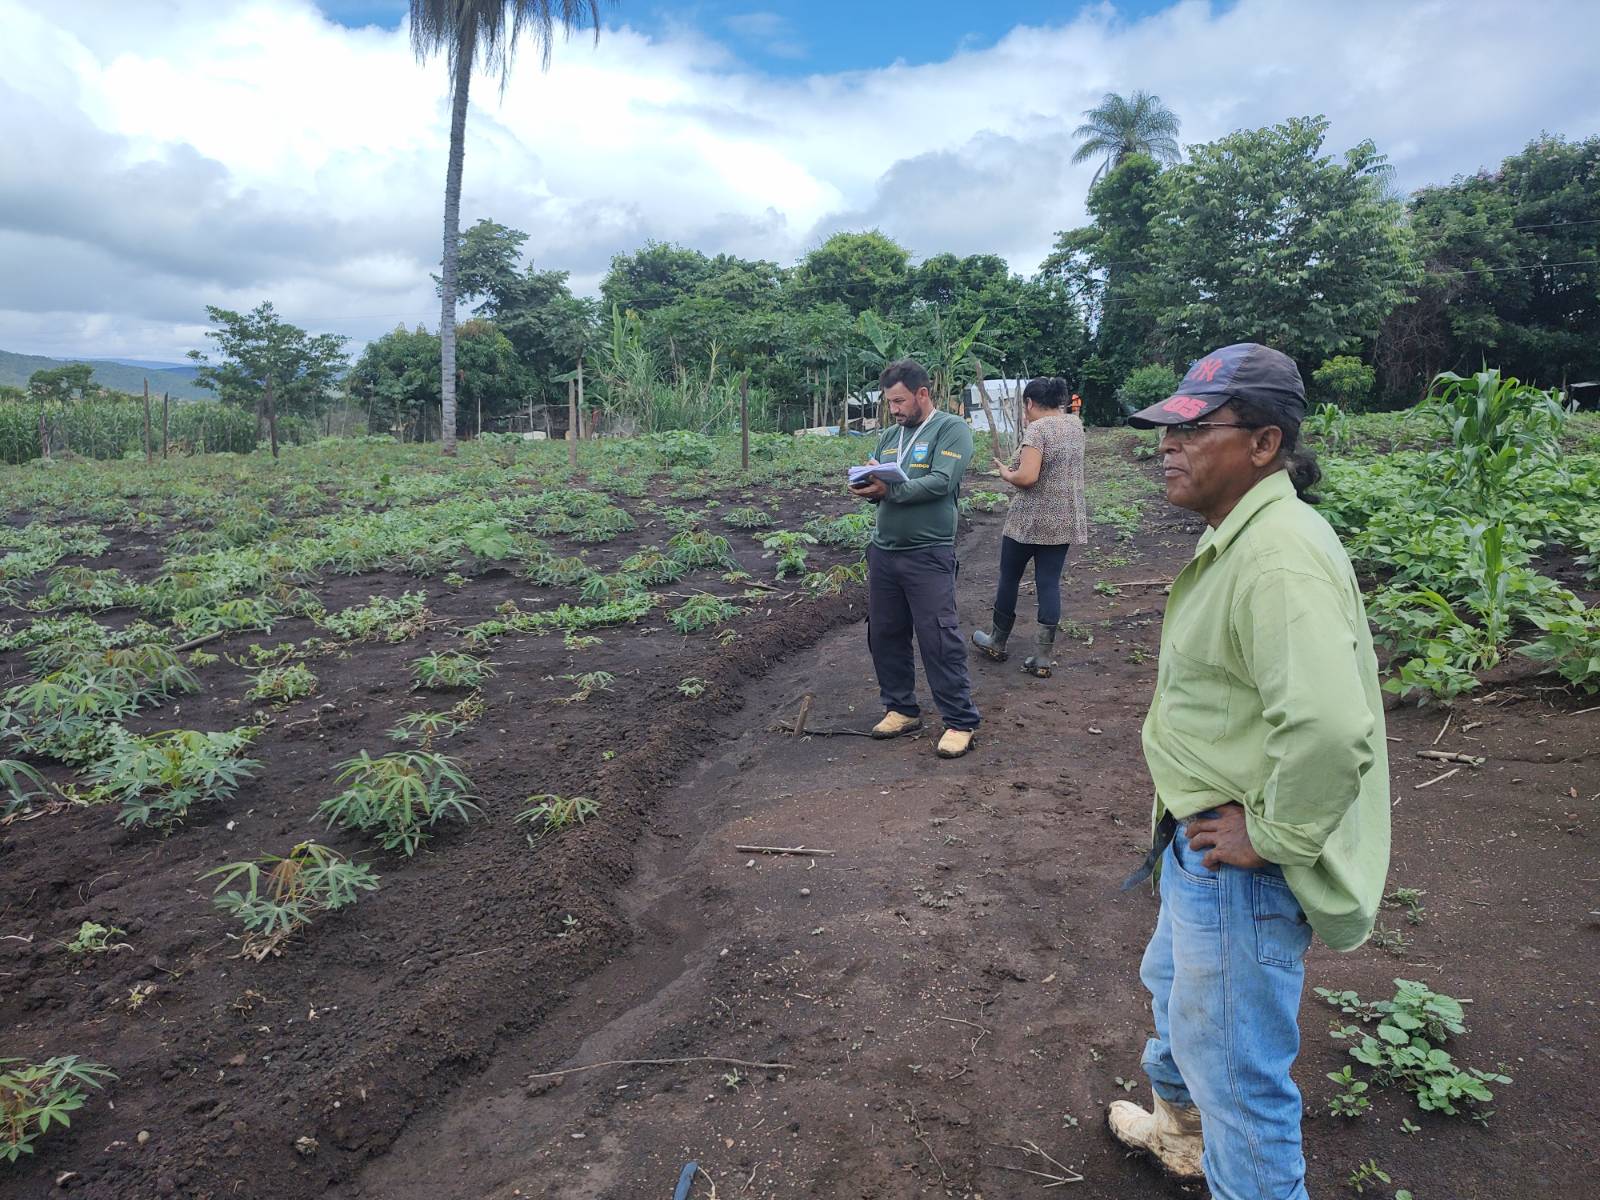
[1138,818,1314,1200]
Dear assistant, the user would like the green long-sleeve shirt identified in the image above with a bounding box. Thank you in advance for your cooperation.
[868,410,974,550]
[1143,470,1391,951]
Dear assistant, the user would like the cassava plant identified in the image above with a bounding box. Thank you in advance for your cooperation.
[318,750,479,855]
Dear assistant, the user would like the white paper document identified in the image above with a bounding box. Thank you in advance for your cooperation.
[848,461,910,486]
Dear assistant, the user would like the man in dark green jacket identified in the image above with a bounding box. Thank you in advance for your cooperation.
[849,359,979,758]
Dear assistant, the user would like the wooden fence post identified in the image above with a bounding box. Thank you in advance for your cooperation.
[162,393,170,458]
[143,379,152,461]
[567,377,578,471]
[740,372,750,472]
[576,355,587,439]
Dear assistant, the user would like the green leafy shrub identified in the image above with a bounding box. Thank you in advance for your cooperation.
[669,593,741,634]
[1317,979,1510,1119]
[318,750,479,855]
[619,548,689,585]
[1115,365,1179,418]
[964,490,1007,514]
[721,506,773,530]
[1311,355,1375,409]
[246,662,318,705]
[411,651,493,690]
[668,529,737,570]
[87,728,262,829]
[319,592,428,641]
[0,1056,117,1163]
[203,841,379,951]
[802,561,868,595]
[761,530,818,579]
[806,509,874,549]
[1517,607,1600,692]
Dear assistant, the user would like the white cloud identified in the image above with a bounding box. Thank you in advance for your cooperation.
[1,0,1595,360]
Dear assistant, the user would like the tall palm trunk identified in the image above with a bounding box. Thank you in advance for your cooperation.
[438,39,474,455]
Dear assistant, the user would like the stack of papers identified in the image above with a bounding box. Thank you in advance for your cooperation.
[848,462,910,486]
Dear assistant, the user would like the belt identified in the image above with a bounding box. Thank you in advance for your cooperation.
[1120,812,1178,891]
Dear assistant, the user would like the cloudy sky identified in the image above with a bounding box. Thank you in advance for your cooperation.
[2,0,1596,362]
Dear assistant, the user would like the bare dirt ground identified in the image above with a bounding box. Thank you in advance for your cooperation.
[337,447,1598,1200]
[6,435,1597,1199]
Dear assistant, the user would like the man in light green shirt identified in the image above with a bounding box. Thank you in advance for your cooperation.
[1107,343,1390,1199]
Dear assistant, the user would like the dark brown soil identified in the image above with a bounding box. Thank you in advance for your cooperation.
[6,439,1598,1200]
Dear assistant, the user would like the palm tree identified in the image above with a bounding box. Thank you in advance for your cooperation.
[1071,90,1182,185]
[410,1,603,454]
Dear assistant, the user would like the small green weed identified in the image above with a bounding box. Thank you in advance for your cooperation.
[247,662,318,705]
[64,921,129,954]
[411,651,493,690]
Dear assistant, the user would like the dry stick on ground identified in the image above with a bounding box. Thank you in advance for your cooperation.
[1415,767,1460,790]
[991,1139,1084,1187]
[1416,749,1486,766]
[936,1014,991,1054]
[735,844,836,857]
[1571,705,1600,718]
[525,1055,794,1082]
[1433,712,1453,746]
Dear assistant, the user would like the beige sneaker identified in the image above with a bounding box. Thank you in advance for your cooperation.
[1106,1092,1204,1181]
[871,711,924,739]
[935,728,974,758]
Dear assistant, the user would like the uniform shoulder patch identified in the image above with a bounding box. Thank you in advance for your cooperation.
[939,449,962,458]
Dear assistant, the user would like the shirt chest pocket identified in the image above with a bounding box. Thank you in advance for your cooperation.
[1160,647,1233,742]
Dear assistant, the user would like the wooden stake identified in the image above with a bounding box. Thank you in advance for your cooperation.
[142,378,152,461]
[576,356,586,440]
[161,392,170,459]
[972,365,1002,464]
[792,692,814,736]
[264,378,280,459]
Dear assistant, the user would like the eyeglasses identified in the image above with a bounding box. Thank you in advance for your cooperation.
[1164,421,1259,440]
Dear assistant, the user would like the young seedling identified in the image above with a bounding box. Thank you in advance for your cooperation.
[515,794,598,839]
[677,676,707,699]
[203,841,379,958]
[318,751,479,856]
[0,1056,117,1163]
[63,921,130,954]
[247,662,318,706]
[411,651,493,690]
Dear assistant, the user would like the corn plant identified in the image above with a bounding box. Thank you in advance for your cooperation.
[203,841,379,951]
[0,1056,117,1163]
[669,593,741,634]
[514,794,598,839]
[411,651,493,690]
[761,530,818,580]
[247,662,318,705]
[1427,368,1568,512]
[318,750,479,855]
[87,727,263,829]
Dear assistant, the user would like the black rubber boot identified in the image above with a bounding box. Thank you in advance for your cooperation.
[1023,624,1059,678]
[971,609,1015,662]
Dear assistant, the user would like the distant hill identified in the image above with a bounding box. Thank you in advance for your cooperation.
[0,349,210,400]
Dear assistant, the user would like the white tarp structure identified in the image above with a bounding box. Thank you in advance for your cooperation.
[965,379,1030,435]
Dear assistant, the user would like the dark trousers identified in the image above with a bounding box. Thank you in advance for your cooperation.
[993,536,1072,626]
[867,543,980,731]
